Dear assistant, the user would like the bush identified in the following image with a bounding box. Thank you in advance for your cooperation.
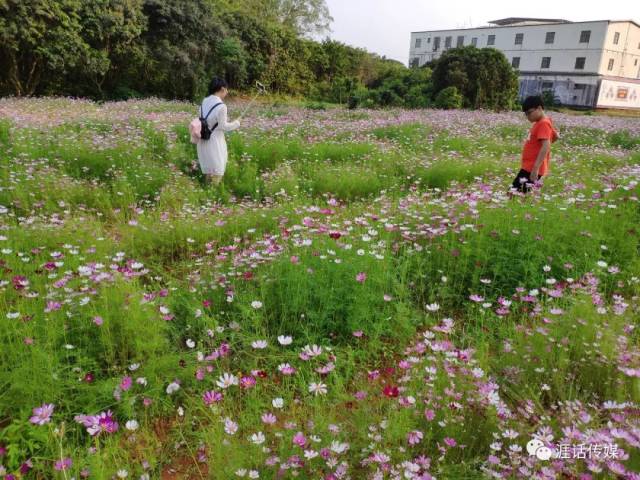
[541,89,560,109]
[607,130,640,149]
[435,86,463,109]
[431,46,518,110]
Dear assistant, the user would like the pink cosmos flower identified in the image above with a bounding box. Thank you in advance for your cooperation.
[29,403,54,425]
[261,413,277,425]
[54,458,72,471]
[407,430,424,446]
[292,431,307,447]
[203,390,223,405]
[120,376,132,391]
[356,272,367,283]
[240,376,257,389]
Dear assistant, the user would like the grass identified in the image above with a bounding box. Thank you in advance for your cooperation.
[1,98,639,479]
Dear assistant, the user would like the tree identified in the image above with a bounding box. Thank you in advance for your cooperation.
[215,0,332,36]
[431,46,518,111]
[0,0,87,96]
[75,0,147,97]
[215,37,249,88]
[276,0,332,36]
[138,0,224,99]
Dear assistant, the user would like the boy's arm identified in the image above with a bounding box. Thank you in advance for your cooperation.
[530,139,550,182]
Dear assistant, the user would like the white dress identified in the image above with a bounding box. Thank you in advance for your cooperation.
[196,95,240,175]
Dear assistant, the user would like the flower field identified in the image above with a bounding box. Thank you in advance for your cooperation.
[0,97,639,479]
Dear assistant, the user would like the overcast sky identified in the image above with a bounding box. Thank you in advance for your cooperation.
[323,0,639,65]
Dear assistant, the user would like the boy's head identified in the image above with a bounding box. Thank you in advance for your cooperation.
[208,78,229,98]
[522,95,545,122]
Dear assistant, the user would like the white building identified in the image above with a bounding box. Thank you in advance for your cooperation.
[409,18,640,109]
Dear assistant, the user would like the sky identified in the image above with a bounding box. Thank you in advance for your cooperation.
[322,0,639,65]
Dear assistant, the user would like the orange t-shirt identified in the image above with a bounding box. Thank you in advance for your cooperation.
[521,117,558,176]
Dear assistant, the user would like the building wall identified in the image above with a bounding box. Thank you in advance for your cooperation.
[409,20,640,108]
[519,75,600,107]
[409,21,609,73]
[600,22,640,78]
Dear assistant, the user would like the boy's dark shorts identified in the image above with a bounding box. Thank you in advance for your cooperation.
[511,169,543,193]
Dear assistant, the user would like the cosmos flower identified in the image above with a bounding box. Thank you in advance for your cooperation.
[29,403,54,425]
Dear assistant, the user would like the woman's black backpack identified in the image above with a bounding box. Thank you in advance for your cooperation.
[199,102,223,140]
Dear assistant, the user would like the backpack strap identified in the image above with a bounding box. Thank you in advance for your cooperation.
[201,102,223,121]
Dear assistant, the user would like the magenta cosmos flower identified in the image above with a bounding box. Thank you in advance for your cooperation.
[74,410,119,436]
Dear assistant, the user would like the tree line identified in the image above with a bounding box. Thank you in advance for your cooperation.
[0,0,519,110]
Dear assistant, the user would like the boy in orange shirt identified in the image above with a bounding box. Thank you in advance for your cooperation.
[511,95,559,193]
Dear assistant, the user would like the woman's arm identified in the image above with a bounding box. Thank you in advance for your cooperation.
[217,104,240,132]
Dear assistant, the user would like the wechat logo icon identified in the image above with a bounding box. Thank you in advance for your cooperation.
[527,438,553,461]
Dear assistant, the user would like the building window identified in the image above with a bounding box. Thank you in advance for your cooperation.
[471,37,478,47]
[574,84,587,90]
[542,81,554,90]
[457,35,464,47]
[415,38,422,49]
[575,57,586,70]
[580,30,591,43]
[635,59,638,66]
[541,57,551,69]
[608,58,614,70]
[410,57,420,68]
[487,34,495,46]
[512,57,520,69]
[613,32,620,45]
[545,32,555,44]
[433,37,440,51]
[445,36,452,49]
[427,37,431,43]
[515,33,523,45]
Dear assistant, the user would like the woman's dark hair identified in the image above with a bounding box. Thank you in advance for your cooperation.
[208,78,228,95]
[522,95,544,112]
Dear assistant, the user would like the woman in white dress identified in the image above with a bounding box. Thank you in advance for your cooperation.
[196,78,241,186]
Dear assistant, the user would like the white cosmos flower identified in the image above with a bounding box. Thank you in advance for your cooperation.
[308,382,328,396]
[272,397,284,409]
[251,301,263,309]
[250,432,265,444]
[166,381,180,394]
[216,373,239,389]
[425,303,440,312]
[251,340,268,349]
[304,449,319,459]
[302,344,323,357]
[224,417,238,435]
[186,339,195,348]
[330,441,349,454]
[125,420,139,431]
[277,335,293,345]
